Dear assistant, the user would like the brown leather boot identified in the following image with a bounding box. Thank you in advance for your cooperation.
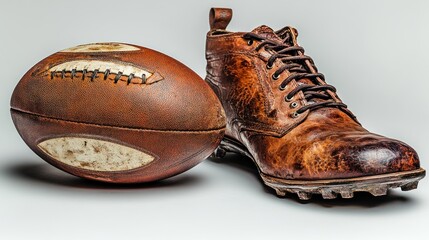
[205,8,425,200]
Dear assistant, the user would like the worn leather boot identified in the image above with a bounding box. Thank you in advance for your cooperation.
[205,8,425,200]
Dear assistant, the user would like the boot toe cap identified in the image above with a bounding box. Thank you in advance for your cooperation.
[327,134,421,179]
[352,139,420,174]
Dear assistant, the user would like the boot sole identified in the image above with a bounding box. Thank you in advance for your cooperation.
[211,136,426,200]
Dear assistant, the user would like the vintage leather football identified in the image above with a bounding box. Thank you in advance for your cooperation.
[11,42,226,183]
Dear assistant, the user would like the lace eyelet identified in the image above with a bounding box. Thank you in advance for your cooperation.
[266,63,273,69]
[247,39,253,46]
[290,102,298,108]
[291,112,300,118]
[285,95,293,102]
[272,74,279,80]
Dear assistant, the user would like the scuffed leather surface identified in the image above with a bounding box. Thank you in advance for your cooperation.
[206,32,309,138]
[246,109,419,180]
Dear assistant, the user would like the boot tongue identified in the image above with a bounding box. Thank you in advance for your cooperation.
[251,25,283,43]
[275,26,298,46]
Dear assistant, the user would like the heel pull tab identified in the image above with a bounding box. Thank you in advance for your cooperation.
[209,8,232,30]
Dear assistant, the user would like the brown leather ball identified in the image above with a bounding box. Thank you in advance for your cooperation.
[10,42,225,183]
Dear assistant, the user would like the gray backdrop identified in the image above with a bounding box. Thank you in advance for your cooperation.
[1,0,428,239]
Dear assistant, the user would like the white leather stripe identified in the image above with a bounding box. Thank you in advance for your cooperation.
[38,137,155,172]
[61,43,140,52]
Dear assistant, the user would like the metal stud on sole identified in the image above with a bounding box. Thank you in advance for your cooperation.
[369,186,388,196]
[321,189,337,199]
[297,192,312,200]
[340,190,354,199]
[401,181,418,191]
[275,189,286,197]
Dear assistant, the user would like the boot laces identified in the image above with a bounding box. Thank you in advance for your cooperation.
[243,28,354,118]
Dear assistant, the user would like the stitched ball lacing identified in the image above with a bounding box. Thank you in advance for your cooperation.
[50,69,147,85]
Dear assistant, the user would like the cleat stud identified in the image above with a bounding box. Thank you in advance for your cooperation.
[401,181,418,191]
[275,189,286,197]
[340,190,354,199]
[297,191,312,200]
[321,189,337,199]
[369,186,388,196]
